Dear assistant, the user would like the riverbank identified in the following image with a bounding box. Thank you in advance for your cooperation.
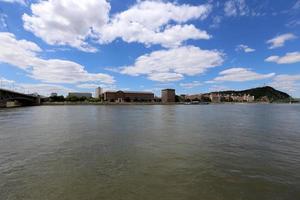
[41,101,299,106]
[42,102,175,106]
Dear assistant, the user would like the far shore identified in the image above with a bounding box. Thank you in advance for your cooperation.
[41,101,299,106]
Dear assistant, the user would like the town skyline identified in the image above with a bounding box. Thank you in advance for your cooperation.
[0,0,300,97]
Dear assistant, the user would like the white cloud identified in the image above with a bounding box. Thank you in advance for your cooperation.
[224,0,249,16]
[286,19,300,27]
[76,83,115,90]
[0,0,26,5]
[0,76,72,96]
[101,24,210,48]
[0,32,115,84]
[210,68,275,82]
[266,33,297,49]
[210,16,222,28]
[271,74,300,97]
[293,0,300,9]
[77,84,101,89]
[0,32,42,70]
[120,46,224,82]
[99,1,212,48]
[23,0,111,52]
[0,77,15,88]
[209,85,230,92]
[180,81,202,88]
[265,52,300,64]
[0,14,8,29]
[29,59,115,84]
[148,73,184,82]
[22,0,212,50]
[19,83,73,96]
[236,44,255,53]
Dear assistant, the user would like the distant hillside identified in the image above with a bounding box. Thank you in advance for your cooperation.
[210,86,291,102]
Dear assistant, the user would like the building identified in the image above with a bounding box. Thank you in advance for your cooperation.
[244,94,255,102]
[186,94,202,101]
[103,91,154,102]
[68,92,92,98]
[50,93,57,97]
[209,93,221,103]
[161,89,175,103]
[95,87,103,99]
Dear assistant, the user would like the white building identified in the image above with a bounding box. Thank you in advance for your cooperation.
[68,93,92,98]
[95,87,103,99]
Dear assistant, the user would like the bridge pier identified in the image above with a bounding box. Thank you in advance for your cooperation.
[0,101,6,108]
[6,100,22,108]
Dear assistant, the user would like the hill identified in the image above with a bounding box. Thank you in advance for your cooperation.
[210,86,291,102]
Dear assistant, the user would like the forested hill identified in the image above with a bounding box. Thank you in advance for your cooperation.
[212,86,291,102]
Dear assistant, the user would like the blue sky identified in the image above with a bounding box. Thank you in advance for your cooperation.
[0,0,300,97]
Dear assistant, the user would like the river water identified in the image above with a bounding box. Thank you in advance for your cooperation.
[0,105,299,200]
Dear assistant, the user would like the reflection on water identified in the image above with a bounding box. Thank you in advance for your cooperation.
[0,105,300,200]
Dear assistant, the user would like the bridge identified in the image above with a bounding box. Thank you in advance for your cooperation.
[0,88,41,108]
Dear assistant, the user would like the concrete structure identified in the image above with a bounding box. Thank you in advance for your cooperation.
[161,89,176,103]
[186,94,202,101]
[103,91,154,102]
[231,94,255,102]
[95,87,103,99]
[68,92,92,98]
[209,93,221,103]
[0,88,41,108]
[244,94,255,102]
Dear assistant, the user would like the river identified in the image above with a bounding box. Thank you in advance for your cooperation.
[0,105,299,200]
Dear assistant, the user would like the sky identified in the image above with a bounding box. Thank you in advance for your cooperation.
[0,0,299,97]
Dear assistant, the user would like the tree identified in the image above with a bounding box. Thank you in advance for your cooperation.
[49,95,65,102]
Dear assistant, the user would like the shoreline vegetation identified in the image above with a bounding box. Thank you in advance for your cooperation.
[41,101,299,106]
[42,86,299,105]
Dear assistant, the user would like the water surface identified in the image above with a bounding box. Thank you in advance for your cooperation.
[0,105,299,200]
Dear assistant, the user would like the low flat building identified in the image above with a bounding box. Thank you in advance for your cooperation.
[103,91,154,102]
[68,92,92,98]
[161,89,175,103]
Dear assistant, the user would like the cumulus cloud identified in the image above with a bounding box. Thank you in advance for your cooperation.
[22,0,212,50]
[286,19,300,27]
[23,0,111,52]
[19,83,74,96]
[99,1,212,48]
[209,85,230,92]
[293,0,300,9]
[0,32,115,84]
[120,46,224,82]
[77,84,101,89]
[266,33,297,49]
[0,77,15,88]
[265,52,300,64]
[235,44,255,53]
[0,76,73,96]
[0,14,8,30]
[180,81,202,88]
[271,74,300,96]
[148,73,184,82]
[0,32,42,70]
[209,68,275,82]
[0,0,26,5]
[210,16,222,28]
[224,0,249,16]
